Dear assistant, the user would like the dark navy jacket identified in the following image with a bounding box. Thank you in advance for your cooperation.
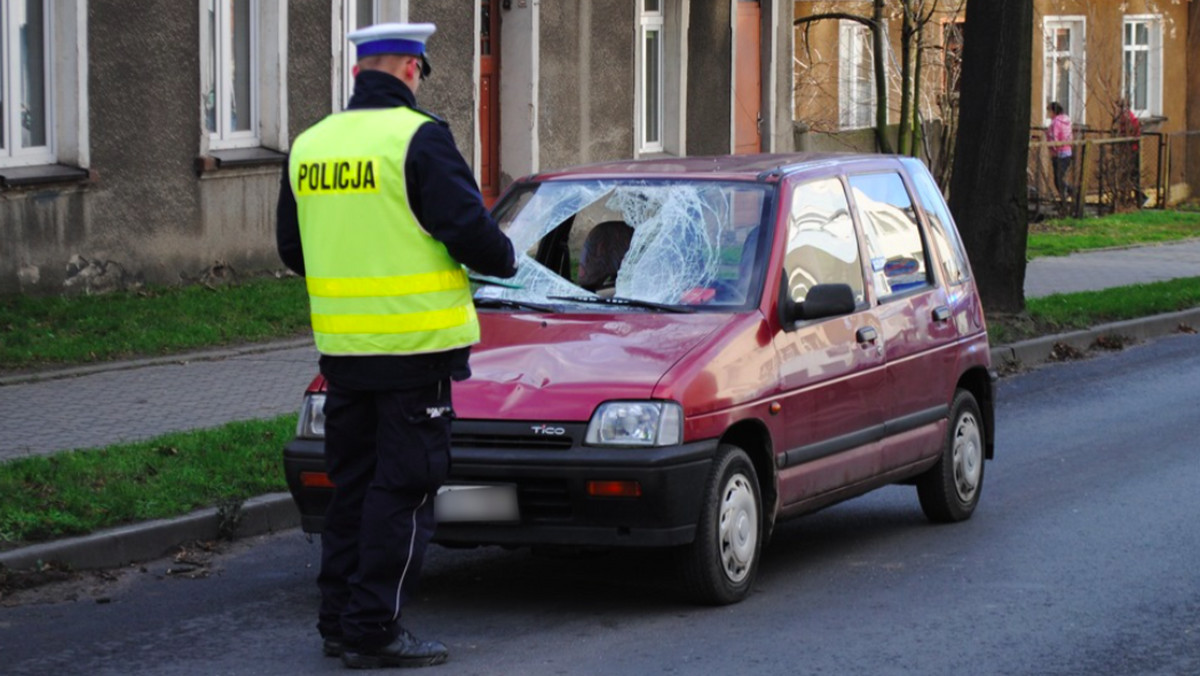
[276,70,517,390]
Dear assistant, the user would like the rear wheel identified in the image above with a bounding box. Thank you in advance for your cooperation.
[679,444,762,605]
[917,389,985,523]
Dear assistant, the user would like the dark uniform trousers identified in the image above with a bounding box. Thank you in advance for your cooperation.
[316,378,452,648]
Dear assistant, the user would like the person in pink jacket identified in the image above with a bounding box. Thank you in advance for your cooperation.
[1046,102,1074,201]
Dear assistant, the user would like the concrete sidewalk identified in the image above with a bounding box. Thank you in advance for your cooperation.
[2,239,1199,572]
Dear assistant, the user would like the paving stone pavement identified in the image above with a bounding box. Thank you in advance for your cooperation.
[1024,238,1200,297]
[0,344,319,462]
[1,239,1197,463]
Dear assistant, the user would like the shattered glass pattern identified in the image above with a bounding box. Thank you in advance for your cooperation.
[472,179,769,311]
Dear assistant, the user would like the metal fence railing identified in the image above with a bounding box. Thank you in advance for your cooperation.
[1028,127,1169,220]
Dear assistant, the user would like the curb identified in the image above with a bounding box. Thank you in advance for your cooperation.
[3,309,1198,574]
[988,306,1200,371]
[0,493,300,573]
[0,338,314,387]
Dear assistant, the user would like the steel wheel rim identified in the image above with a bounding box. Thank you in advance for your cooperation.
[952,411,983,503]
[718,472,758,583]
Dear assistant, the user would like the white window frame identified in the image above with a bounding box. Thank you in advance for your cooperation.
[333,0,408,112]
[1,0,54,167]
[1122,14,1162,119]
[1041,16,1086,125]
[636,1,664,154]
[0,0,87,171]
[838,20,875,130]
[200,0,287,153]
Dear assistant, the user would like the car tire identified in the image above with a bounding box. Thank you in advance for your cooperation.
[917,389,986,523]
[679,444,762,605]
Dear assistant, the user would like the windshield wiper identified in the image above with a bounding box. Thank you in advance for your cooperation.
[547,295,695,314]
[474,297,557,313]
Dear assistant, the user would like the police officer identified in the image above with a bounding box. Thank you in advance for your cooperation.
[276,22,516,669]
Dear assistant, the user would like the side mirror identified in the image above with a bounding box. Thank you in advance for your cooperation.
[795,283,856,321]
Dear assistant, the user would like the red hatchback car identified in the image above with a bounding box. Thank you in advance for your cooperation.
[284,153,996,605]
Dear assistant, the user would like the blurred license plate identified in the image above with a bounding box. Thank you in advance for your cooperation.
[435,484,519,523]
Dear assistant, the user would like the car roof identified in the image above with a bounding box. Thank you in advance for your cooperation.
[525,152,897,183]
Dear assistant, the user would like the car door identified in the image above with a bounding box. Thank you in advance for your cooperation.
[773,175,888,508]
[846,170,958,470]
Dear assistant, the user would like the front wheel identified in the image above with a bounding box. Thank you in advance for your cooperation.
[679,444,762,605]
[917,389,986,523]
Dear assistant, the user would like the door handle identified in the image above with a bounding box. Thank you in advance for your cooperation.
[932,306,951,322]
[856,327,878,344]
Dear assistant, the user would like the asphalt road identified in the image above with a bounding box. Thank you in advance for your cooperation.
[2,333,1198,675]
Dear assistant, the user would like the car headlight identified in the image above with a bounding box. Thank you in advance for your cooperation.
[296,393,326,439]
[585,401,683,447]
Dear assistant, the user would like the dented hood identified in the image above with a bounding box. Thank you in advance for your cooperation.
[454,312,727,420]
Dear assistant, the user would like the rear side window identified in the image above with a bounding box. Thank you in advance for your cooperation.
[848,172,931,299]
[784,178,865,305]
[903,159,971,286]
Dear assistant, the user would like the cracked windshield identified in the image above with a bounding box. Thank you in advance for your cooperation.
[474,180,772,311]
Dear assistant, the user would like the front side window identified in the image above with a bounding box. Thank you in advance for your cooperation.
[784,178,865,306]
[476,179,772,311]
[1123,16,1162,118]
[203,0,259,149]
[637,1,664,153]
[0,0,53,166]
[838,20,875,130]
[849,172,931,299]
[1042,17,1085,124]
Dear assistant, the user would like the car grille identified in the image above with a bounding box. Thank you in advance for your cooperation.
[451,432,573,451]
[517,479,572,521]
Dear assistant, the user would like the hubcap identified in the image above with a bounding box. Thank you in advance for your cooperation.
[717,472,758,583]
[952,411,983,503]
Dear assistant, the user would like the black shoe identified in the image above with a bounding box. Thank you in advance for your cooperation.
[341,629,449,669]
[323,636,345,657]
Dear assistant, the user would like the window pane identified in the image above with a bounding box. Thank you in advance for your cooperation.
[204,1,217,132]
[849,173,929,298]
[644,29,660,145]
[1133,51,1148,110]
[1054,57,1071,115]
[906,161,969,285]
[19,0,48,148]
[356,0,374,28]
[786,179,864,304]
[230,0,252,133]
[1135,22,1148,46]
[1,15,6,150]
[644,0,660,12]
[1055,28,1069,52]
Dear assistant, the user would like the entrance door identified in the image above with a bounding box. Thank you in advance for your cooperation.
[734,0,762,154]
[479,0,501,206]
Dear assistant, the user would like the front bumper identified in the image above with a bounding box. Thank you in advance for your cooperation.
[283,420,718,548]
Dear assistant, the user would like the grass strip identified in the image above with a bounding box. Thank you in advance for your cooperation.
[989,276,1200,344]
[0,277,310,372]
[0,416,295,549]
[1028,210,1200,258]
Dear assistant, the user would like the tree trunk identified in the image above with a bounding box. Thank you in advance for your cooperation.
[872,0,892,153]
[898,5,915,156]
[947,0,1033,314]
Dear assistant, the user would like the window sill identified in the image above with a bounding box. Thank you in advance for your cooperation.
[195,147,287,175]
[0,163,92,189]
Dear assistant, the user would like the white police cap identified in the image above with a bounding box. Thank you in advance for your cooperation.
[348,22,436,59]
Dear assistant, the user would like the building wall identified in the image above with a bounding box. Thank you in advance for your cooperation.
[1031,0,1189,134]
[688,0,733,156]
[411,0,476,166]
[792,1,963,139]
[540,0,635,171]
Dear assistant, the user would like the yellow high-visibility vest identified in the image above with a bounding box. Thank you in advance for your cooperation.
[289,107,478,356]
